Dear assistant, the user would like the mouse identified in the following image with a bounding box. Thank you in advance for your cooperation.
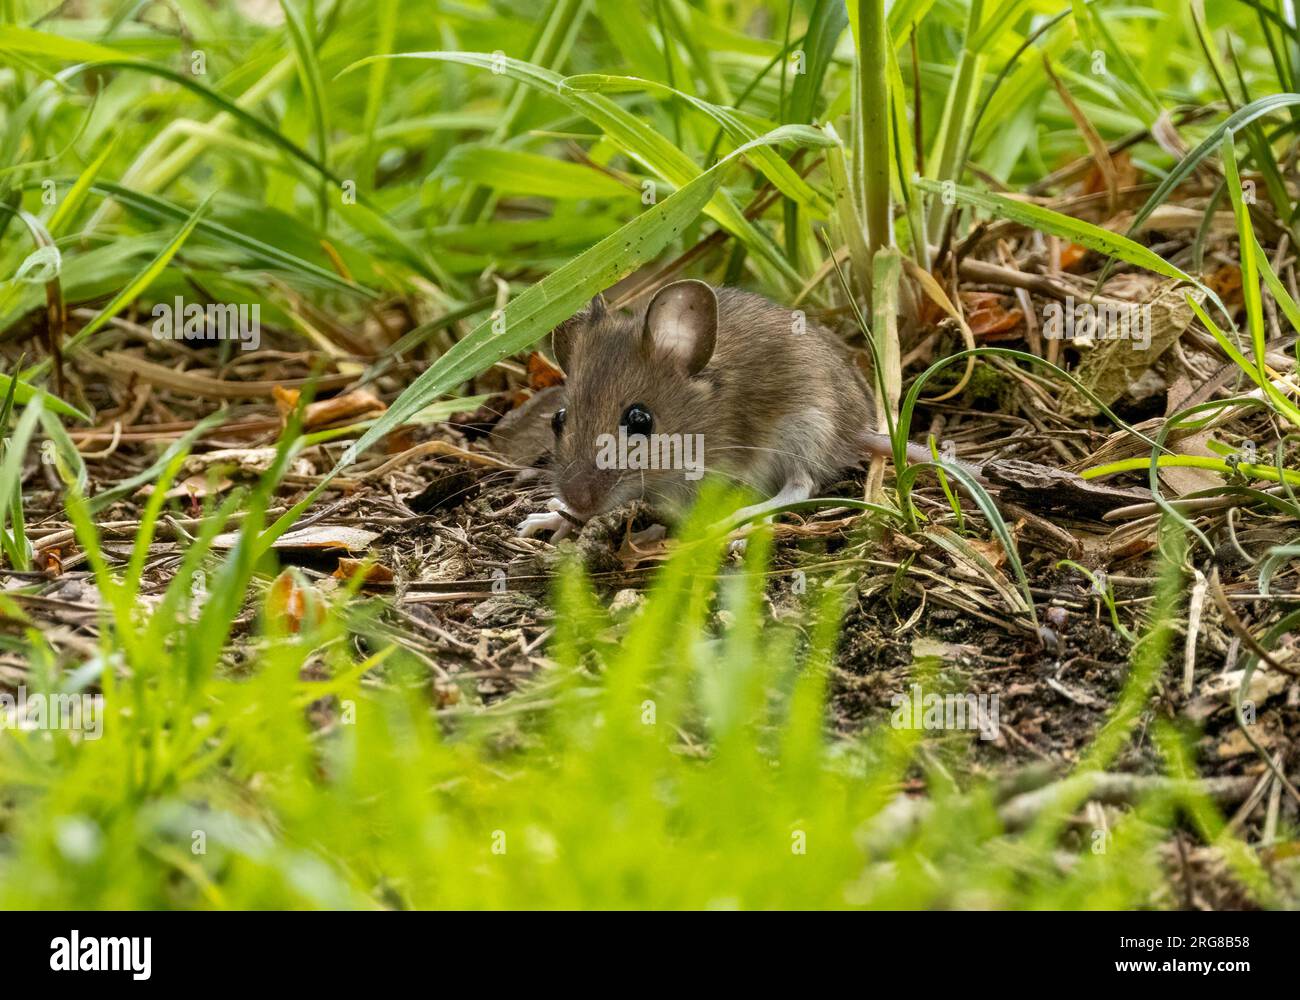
[516,278,891,541]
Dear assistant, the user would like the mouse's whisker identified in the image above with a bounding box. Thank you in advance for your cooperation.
[476,402,515,420]
[472,472,513,491]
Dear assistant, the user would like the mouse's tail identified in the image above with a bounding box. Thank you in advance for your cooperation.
[860,431,937,467]
[858,431,988,483]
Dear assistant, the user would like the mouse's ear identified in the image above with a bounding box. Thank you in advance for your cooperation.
[643,280,717,375]
[552,293,607,371]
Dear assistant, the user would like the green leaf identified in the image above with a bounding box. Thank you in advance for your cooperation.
[13,244,61,283]
[358,0,400,185]
[1185,295,1300,428]
[788,0,849,126]
[915,177,1199,286]
[1123,94,1300,239]
[436,146,636,200]
[61,196,208,354]
[53,59,336,186]
[46,134,118,237]
[341,51,808,286]
[0,26,130,62]
[38,407,88,494]
[279,0,330,226]
[563,73,831,213]
[0,371,88,423]
[87,411,230,514]
[82,180,376,298]
[1219,133,1269,386]
[0,393,44,568]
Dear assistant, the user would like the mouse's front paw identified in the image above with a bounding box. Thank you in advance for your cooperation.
[516,498,579,541]
[517,510,568,538]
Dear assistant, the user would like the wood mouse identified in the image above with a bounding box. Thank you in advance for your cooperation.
[517,279,885,541]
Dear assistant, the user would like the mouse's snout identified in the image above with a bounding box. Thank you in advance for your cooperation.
[557,469,612,521]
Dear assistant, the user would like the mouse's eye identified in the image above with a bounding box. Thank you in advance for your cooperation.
[621,403,653,437]
[551,407,567,437]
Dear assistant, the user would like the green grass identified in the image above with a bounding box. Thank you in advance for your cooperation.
[0,0,1297,908]
[0,448,1256,908]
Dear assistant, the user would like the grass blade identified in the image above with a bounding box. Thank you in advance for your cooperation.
[57,196,208,356]
[279,0,330,228]
[915,176,1204,289]
[342,51,806,287]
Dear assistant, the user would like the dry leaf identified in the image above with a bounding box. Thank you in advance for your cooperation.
[266,569,324,633]
[1214,727,1276,759]
[526,351,565,389]
[138,472,234,501]
[434,681,462,709]
[1206,264,1244,311]
[960,291,1023,337]
[302,389,386,429]
[183,447,279,475]
[1160,374,1221,496]
[273,385,300,414]
[1184,668,1291,722]
[911,637,981,660]
[966,536,1008,569]
[1058,279,1201,417]
[333,558,395,586]
[1059,242,1089,270]
[616,525,671,569]
[213,524,379,551]
[273,387,386,430]
[1081,150,1139,197]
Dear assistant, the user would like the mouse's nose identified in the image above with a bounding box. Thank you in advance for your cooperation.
[560,474,604,520]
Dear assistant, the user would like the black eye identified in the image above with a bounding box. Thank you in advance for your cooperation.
[621,403,653,436]
[551,407,567,437]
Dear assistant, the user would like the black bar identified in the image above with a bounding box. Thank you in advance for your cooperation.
[0,911,1285,985]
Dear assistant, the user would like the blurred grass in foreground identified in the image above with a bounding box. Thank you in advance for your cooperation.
[0,434,1265,908]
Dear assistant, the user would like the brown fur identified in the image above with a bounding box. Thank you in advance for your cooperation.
[550,284,875,520]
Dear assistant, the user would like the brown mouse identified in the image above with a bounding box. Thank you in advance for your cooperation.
[517,279,878,540]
